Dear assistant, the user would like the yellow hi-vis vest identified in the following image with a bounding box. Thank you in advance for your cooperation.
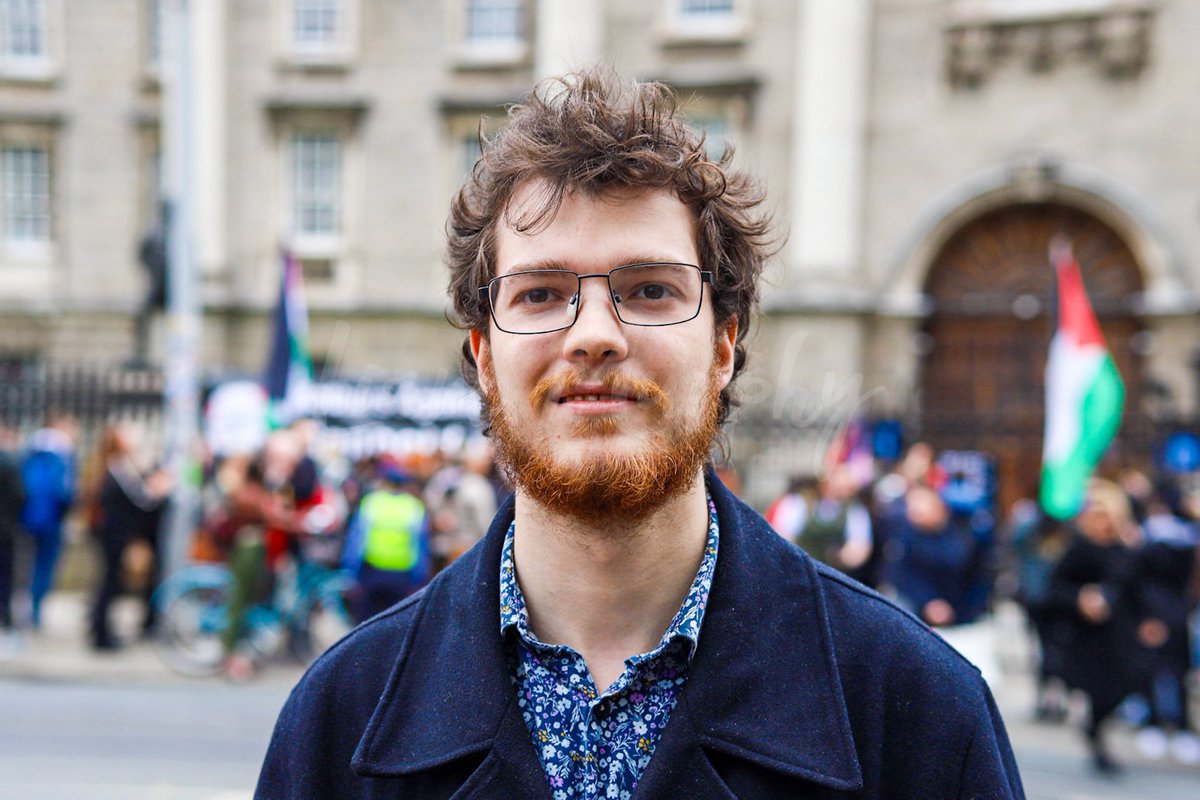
[361,491,425,572]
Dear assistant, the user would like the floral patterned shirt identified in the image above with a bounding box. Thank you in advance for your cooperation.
[499,497,720,800]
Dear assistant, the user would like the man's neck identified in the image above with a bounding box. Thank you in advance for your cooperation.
[511,471,711,692]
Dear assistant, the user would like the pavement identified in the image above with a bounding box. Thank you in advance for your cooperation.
[3,593,1200,798]
[0,591,304,687]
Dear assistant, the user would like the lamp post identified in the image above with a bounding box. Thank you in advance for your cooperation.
[160,0,201,580]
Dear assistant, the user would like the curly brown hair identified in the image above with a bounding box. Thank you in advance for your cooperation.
[447,67,774,426]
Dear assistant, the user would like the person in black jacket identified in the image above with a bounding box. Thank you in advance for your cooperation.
[1130,489,1200,762]
[1046,479,1147,773]
[0,426,25,638]
[88,422,171,650]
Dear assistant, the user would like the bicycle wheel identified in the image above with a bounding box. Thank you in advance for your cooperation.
[288,580,355,664]
[156,582,231,677]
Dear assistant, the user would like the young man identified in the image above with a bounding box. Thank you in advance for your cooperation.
[257,69,1024,799]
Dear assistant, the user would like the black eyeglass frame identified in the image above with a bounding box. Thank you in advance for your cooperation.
[478,261,714,335]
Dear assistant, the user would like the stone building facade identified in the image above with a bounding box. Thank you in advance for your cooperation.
[0,0,1196,505]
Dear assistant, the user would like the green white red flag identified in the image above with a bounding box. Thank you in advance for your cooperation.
[1039,242,1124,520]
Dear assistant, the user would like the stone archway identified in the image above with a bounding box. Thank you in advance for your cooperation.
[918,202,1145,513]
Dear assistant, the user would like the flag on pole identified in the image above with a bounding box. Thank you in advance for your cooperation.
[264,250,313,429]
[1040,241,1125,520]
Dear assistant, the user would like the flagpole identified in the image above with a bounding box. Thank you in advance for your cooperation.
[161,0,201,579]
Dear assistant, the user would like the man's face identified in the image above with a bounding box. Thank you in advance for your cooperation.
[470,182,736,523]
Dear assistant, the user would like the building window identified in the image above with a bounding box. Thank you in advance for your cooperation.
[456,0,527,65]
[294,0,340,49]
[0,0,56,77]
[282,0,357,65]
[1,0,45,60]
[292,132,340,237]
[687,114,730,162]
[2,145,50,244]
[681,0,734,17]
[459,132,483,181]
[662,0,748,43]
[465,0,523,45]
[145,0,163,70]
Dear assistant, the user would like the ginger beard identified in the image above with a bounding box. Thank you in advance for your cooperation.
[482,344,725,525]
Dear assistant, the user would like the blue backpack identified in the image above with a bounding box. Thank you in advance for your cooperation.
[20,449,70,534]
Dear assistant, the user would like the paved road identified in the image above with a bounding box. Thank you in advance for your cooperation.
[0,678,287,800]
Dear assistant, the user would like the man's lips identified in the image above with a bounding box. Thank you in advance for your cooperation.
[555,390,641,404]
[555,386,640,414]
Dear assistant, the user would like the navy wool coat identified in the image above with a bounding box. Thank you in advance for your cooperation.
[256,474,1024,799]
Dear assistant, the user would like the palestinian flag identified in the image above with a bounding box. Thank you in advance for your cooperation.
[1039,242,1124,520]
[264,250,314,429]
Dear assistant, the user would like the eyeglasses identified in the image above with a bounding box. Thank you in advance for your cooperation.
[479,262,713,335]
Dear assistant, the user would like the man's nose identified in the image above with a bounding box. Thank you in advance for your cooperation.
[561,279,628,363]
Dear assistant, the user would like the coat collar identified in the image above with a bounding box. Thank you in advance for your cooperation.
[352,471,863,795]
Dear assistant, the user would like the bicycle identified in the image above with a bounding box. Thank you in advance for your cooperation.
[153,533,356,677]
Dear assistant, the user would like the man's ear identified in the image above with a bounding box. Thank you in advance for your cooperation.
[716,318,737,389]
[470,329,493,394]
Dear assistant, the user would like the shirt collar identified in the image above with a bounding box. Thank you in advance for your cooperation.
[498,494,720,663]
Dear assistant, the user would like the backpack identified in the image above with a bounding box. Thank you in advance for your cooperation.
[20,449,68,534]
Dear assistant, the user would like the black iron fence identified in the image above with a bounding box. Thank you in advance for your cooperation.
[0,361,164,451]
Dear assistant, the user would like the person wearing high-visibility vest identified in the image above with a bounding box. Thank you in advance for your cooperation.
[342,466,431,622]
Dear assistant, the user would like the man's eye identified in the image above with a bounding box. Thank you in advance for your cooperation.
[518,287,556,304]
[632,283,670,301]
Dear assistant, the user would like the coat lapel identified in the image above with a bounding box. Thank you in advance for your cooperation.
[351,493,553,800]
[632,474,863,797]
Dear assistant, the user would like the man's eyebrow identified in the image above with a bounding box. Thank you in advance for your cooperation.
[498,255,692,276]
[497,258,571,276]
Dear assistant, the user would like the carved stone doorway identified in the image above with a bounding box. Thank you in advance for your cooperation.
[918,202,1144,515]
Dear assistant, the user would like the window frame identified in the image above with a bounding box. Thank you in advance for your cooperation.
[0,0,61,82]
[660,0,751,45]
[452,0,530,68]
[0,138,53,256]
[289,129,344,252]
[278,0,360,68]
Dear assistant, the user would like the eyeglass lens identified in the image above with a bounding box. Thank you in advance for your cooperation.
[489,263,703,334]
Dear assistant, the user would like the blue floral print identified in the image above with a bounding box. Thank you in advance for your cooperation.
[499,497,719,799]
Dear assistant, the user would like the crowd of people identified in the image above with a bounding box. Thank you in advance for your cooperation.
[0,414,506,680]
[191,420,504,679]
[765,441,1200,775]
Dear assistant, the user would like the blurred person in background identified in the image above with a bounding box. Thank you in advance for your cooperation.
[1046,479,1149,774]
[1128,487,1200,763]
[19,413,78,630]
[0,426,24,651]
[266,420,321,569]
[1009,499,1072,722]
[764,473,818,545]
[424,446,497,569]
[221,449,306,680]
[88,421,172,651]
[887,485,981,628]
[796,464,873,582]
[341,465,431,622]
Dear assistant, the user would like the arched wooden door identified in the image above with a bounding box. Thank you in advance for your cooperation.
[919,203,1144,514]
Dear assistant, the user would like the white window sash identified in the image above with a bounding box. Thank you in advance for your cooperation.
[292,133,341,238]
[680,0,735,17]
[0,0,47,61]
[293,0,341,50]
[2,145,51,244]
[464,0,524,45]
